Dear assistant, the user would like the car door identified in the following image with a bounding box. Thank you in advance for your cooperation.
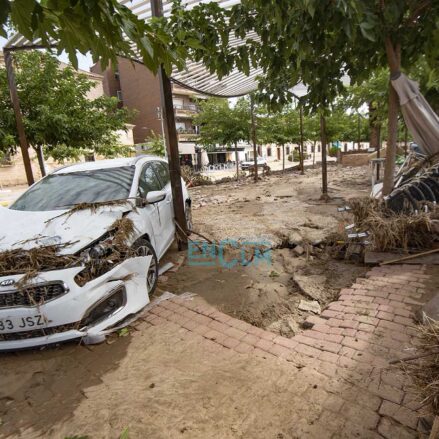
[138,162,169,257]
[150,161,175,253]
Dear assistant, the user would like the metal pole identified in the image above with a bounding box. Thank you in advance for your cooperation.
[376,124,381,182]
[250,94,258,181]
[150,0,187,247]
[299,104,305,174]
[320,113,328,199]
[3,50,34,186]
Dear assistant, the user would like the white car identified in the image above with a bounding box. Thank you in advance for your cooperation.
[240,156,267,170]
[0,156,191,351]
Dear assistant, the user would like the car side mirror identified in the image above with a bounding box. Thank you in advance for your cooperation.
[146,190,166,204]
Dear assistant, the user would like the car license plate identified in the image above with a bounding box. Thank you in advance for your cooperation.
[0,315,46,333]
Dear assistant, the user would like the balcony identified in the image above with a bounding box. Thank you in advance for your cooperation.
[174,103,199,118]
[177,128,199,141]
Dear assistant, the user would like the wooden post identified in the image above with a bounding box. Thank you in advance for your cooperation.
[150,0,187,247]
[250,94,258,181]
[3,50,34,186]
[320,113,328,199]
[299,104,305,174]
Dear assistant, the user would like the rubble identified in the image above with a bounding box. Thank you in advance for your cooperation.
[298,300,321,314]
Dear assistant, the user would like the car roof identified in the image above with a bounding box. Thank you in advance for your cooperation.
[53,155,167,174]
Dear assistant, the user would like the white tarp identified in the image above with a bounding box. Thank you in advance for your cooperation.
[391,73,439,157]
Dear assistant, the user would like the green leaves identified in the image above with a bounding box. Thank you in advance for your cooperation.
[0,51,134,162]
[3,0,182,74]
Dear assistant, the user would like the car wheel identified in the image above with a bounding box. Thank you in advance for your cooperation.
[130,239,158,294]
[185,201,193,235]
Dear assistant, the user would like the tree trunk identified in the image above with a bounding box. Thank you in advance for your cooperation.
[313,141,316,167]
[35,145,47,177]
[299,105,305,174]
[320,114,328,200]
[357,113,361,150]
[369,103,380,150]
[250,94,258,182]
[282,144,285,172]
[383,37,401,196]
[404,125,408,157]
[234,142,239,181]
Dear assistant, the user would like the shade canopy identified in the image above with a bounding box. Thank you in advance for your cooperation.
[4,0,269,98]
[391,73,439,158]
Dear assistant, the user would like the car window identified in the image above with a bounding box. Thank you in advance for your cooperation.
[152,161,170,188]
[138,163,162,196]
[10,166,135,211]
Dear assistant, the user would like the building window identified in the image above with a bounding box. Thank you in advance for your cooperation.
[176,122,186,132]
[116,90,123,102]
[257,146,262,156]
[286,146,290,155]
[267,147,272,157]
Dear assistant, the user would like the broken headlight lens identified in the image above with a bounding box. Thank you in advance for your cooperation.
[81,285,126,328]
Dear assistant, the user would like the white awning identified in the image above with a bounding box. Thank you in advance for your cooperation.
[178,142,196,155]
[4,0,262,98]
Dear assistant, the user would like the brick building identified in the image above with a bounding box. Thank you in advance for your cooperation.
[91,57,204,166]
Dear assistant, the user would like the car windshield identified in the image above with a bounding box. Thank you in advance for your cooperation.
[10,166,135,211]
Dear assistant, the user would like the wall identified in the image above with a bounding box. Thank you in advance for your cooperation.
[117,58,162,143]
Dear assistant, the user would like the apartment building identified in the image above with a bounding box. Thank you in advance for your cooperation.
[91,57,204,166]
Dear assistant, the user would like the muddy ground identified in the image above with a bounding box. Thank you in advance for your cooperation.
[159,164,370,336]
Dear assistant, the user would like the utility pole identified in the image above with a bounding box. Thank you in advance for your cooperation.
[3,49,34,186]
[320,113,328,200]
[299,104,305,175]
[250,94,258,182]
[150,0,187,248]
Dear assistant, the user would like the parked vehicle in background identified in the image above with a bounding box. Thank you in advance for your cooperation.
[240,156,267,170]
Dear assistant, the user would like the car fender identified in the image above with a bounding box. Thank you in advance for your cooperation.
[125,210,158,253]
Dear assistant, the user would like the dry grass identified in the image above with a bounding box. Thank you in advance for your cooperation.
[0,217,137,288]
[349,197,434,252]
[46,199,134,223]
[401,318,439,416]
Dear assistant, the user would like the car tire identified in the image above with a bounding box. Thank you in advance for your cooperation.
[130,238,158,295]
[185,201,193,235]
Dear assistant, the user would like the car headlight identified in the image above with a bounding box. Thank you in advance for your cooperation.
[80,285,126,328]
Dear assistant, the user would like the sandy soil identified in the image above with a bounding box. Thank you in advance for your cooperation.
[159,164,370,336]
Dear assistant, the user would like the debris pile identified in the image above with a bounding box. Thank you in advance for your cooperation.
[400,318,439,417]
[0,215,137,288]
[337,197,437,257]
[181,165,213,187]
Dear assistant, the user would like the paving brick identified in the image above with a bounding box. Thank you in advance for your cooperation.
[342,402,380,430]
[341,336,369,351]
[268,343,291,358]
[228,318,253,332]
[272,335,297,349]
[192,313,213,326]
[207,319,230,333]
[254,338,274,352]
[368,381,404,404]
[241,333,260,346]
[319,351,339,364]
[358,322,375,333]
[378,417,417,439]
[378,319,406,333]
[224,326,246,340]
[209,310,233,323]
[394,315,414,326]
[220,337,240,349]
[234,342,255,354]
[302,330,343,344]
[192,324,211,336]
[323,394,345,413]
[377,310,395,321]
[295,334,340,354]
[379,401,418,429]
[294,342,321,358]
[204,329,227,344]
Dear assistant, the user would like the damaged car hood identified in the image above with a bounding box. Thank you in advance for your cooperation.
[0,206,130,254]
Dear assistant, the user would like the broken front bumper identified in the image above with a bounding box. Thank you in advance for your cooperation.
[0,256,151,351]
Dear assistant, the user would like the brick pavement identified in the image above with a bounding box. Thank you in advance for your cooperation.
[143,264,432,438]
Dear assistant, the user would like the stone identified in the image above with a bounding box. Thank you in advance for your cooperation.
[293,245,305,256]
[298,300,322,315]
